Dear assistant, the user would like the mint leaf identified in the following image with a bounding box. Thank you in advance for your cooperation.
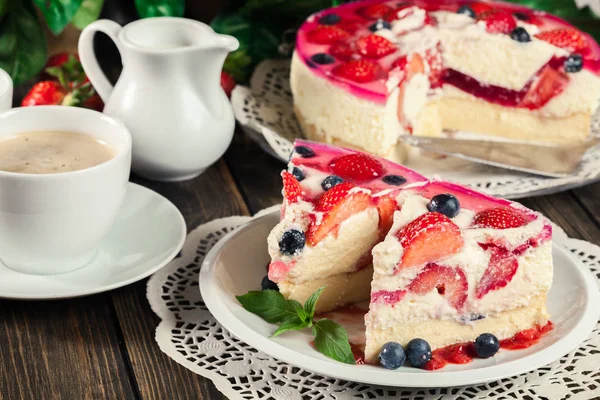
[272,315,308,337]
[71,0,104,30]
[236,290,302,324]
[34,0,84,35]
[312,319,355,365]
[303,286,325,321]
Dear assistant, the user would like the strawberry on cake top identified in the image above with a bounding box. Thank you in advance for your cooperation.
[267,140,553,363]
[291,0,600,162]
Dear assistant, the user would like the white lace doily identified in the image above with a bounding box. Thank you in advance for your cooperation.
[231,59,600,200]
[148,207,600,400]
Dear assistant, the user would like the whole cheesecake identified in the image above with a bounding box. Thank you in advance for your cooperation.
[291,0,600,162]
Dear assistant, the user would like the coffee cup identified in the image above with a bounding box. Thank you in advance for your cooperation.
[0,106,132,274]
[0,68,12,112]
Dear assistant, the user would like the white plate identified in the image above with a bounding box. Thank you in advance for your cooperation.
[231,59,600,199]
[200,210,600,388]
[0,183,186,299]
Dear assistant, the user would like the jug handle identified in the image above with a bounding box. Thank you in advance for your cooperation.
[78,20,123,102]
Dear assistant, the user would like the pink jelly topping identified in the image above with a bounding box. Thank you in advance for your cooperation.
[296,0,600,106]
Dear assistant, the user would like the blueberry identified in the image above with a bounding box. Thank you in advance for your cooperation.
[369,19,391,31]
[474,333,500,358]
[427,193,460,218]
[321,175,344,191]
[319,13,341,25]
[457,5,475,18]
[382,174,407,186]
[378,342,406,369]
[279,229,306,255]
[564,54,583,73]
[513,11,530,21]
[510,27,531,43]
[261,275,279,291]
[311,53,336,65]
[295,145,316,158]
[405,338,432,368]
[292,167,305,181]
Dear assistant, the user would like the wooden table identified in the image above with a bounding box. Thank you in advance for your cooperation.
[1,125,599,399]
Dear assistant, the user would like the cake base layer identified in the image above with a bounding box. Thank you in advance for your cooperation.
[279,266,373,314]
[364,293,549,363]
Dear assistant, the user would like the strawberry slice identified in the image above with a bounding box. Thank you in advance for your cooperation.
[395,212,464,269]
[281,171,303,204]
[356,35,397,59]
[478,10,516,34]
[306,191,372,246]
[332,59,385,83]
[376,195,398,238]
[329,153,385,182]
[535,28,586,52]
[313,182,355,212]
[520,65,568,109]
[471,207,527,229]
[476,244,519,298]
[408,263,468,310]
[358,3,393,19]
[338,19,364,34]
[330,42,356,61]
[470,2,494,16]
[385,5,411,22]
[306,25,350,44]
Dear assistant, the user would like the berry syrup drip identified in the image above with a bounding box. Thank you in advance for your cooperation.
[424,322,553,370]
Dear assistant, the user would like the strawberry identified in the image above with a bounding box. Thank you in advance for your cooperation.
[330,42,356,61]
[358,4,393,19]
[385,5,411,22]
[82,93,104,111]
[535,28,586,52]
[21,81,68,107]
[281,171,303,204]
[220,71,236,98]
[306,190,372,246]
[476,244,518,298]
[338,19,365,34]
[46,52,77,68]
[332,59,385,83]
[329,153,385,182]
[356,34,397,59]
[376,195,397,238]
[424,13,437,26]
[471,207,527,229]
[306,25,350,44]
[395,212,464,269]
[408,263,468,310]
[520,65,568,109]
[470,2,494,16]
[425,44,444,87]
[478,10,516,34]
[313,182,355,212]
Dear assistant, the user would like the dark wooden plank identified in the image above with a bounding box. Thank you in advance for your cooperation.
[572,182,600,244]
[111,160,248,400]
[0,295,136,400]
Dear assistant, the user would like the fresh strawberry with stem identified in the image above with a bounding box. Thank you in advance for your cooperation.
[356,35,397,59]
[478,10,516,34]
[307,25,350,44]
[395,212,464,269]
[332,59,385,83]
[476,244,518,298]
[535,28,586,52]
[329,153,385,182]
[358,3,394,19]
[408,263,468,310]
[281,171,303,204]
[471,207,528,229]
[21,81,68,107]
[520,65,568,109]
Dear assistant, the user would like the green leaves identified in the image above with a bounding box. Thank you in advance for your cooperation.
[134,0,185,18]
[237,286,356,364]
[0,3,47,85]
[33,0,83,35]
[71,0,104,30]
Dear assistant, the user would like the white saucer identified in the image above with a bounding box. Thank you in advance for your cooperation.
[0,183,186,299]
[200,210,600,388]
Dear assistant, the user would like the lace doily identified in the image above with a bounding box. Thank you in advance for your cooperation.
[148,207,600,400]
[231,59,600,200]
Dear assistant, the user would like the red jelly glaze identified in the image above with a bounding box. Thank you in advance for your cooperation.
[424,322,553,370]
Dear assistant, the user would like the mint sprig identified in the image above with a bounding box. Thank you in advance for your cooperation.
[236,286,355,365]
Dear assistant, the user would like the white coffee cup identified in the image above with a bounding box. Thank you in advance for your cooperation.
[0,106,132,274]
[0,68,12,112]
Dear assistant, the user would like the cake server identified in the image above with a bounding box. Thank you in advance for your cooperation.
[400,135,600,178]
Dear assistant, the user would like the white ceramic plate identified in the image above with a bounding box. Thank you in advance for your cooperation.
[200,210,600,388]
[0,183,186,299]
